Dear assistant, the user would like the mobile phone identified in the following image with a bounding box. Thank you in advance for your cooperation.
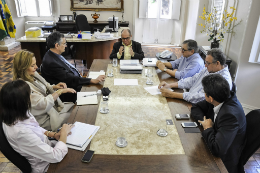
[81,150,94,163]
[181,122,197,128]
[175,114,190,120]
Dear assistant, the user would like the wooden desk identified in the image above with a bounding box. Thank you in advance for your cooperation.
[17,33,122,69]
[56,21,129,33]
[47,59,227,173]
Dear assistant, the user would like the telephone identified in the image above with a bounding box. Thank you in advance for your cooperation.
[156,50,173,59]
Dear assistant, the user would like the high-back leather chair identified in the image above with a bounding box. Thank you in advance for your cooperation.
[0,123,32,173]
[75,14,91,32]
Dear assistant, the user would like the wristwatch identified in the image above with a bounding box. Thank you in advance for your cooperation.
[164,68,167,72]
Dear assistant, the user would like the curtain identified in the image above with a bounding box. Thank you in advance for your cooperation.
[0,0,16,39]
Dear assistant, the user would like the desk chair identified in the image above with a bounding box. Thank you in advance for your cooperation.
[76,14,91,67]
[239,109,260,170]
[0,123,32,173]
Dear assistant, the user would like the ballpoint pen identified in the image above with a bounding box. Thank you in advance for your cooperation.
[83,93,97,97]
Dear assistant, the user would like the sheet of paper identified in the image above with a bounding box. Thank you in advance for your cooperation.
[144,86,173,95]
[114,79,138,86]
[88,71,105,79]
[66,122,100,147]
[77,92,98,105]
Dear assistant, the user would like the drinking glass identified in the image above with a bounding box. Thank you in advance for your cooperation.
[107,68,113,77]
[113,58,118,67]
[100,101,109,114]
[147,67,153,77]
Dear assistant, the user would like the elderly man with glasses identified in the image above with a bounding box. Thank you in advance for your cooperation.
[156,39,204,79]
[158,48,232,104]
[109,29,144,60]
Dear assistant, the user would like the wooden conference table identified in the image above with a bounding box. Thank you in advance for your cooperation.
[47,59,228,173]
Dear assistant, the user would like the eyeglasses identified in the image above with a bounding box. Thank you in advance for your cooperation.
[205,61,216,66]
[182,48,191,52]
[121,37,130,41]
[57,42,67,46]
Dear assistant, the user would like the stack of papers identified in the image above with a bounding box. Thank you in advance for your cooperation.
[95,33,113,39]
[120,60,143,73]
[88,71,106,79]
[66,122,100,151]
[77,92,98,105]
[114,79,138,85]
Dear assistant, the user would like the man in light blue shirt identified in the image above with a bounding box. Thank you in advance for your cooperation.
[156,39,204,79]
[158,48,232,104]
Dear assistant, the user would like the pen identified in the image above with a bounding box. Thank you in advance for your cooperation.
[88,135,92,140]
[83,93,97,97]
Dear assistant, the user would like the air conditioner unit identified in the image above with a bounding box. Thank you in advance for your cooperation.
[25,21,46,31]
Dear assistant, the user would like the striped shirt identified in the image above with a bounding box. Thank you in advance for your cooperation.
[170,53,204,79]
[178,65,232,104]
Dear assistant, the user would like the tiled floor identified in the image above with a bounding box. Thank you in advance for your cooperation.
[0,45,258,173]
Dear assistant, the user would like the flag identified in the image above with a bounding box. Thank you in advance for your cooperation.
[0,0,16,39]
[0,15,7,40]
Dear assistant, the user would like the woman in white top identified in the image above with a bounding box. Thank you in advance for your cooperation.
[13,50,76,131]
[1,80,74,173]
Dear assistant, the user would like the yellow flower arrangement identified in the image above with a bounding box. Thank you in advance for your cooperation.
[199,6,242,43]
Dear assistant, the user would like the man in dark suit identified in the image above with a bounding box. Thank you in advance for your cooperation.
[41,32,105,103]
[191,74,246,173]
[109,29,144,60]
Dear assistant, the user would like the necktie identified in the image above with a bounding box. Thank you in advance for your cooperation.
[59,55,81,77]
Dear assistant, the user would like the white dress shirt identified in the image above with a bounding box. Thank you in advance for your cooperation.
[2,112,68,173]
[213,102,224,122]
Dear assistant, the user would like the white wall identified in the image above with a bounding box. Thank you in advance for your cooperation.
[234,0,260,109]
[184,0,199,40]
[194,0,210,46]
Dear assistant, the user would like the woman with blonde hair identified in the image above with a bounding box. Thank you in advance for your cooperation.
[13,50,76,131]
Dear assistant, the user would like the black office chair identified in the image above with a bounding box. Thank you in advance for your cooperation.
[75,14,91,32]
[0,123,32,173]
[239,109,260,170]
[75,14,90,67]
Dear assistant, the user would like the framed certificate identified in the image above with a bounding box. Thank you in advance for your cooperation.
[60,15,68,22]
[68,15,73,21]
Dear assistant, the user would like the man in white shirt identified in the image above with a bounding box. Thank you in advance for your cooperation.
[158,48,232,104]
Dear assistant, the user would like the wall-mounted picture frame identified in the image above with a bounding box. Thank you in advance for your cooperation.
[60,15,68,22]
[68,15,73,21]
[70,0,124,12]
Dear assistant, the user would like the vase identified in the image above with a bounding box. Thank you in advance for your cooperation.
[210,38,219,49]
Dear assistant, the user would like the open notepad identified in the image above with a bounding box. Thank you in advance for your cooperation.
[77,92,98,105]
[66,122,100,151]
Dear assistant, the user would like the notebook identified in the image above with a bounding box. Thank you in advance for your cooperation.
[88,71,106,79]
[66,122,100,148]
